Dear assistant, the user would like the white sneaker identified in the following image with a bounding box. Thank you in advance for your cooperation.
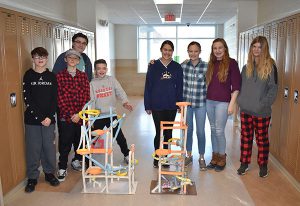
[57,169,67,182]
[71,160,82,171]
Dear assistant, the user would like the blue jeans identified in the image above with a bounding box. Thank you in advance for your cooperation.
[206,100,229,155]
[186,106,206,155]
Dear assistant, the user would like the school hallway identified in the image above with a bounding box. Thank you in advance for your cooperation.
[4,96,300,206]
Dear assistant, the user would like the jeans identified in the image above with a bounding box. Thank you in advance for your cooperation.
[25,124,56,179]
[186,106,206,155]
[206,100,229,155]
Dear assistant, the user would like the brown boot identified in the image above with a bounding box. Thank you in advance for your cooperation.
[215,154,226,172]
[207,152,219,170]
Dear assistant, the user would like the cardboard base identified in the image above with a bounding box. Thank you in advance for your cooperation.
[81,180,138,194]
[150,180,197,195]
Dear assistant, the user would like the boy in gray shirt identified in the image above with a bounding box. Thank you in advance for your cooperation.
[90,59,133,163]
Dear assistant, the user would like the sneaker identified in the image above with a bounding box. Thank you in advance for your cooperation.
[199,158,207,171]
[71,160,82,171]
[25,179,37,193]
[184,156,193,166]
[153,159,158,168]
[162,161,170,168]
[57,169,67,182]
[259,164,269,178]
[237,163,249,175]
[45,173,60,186]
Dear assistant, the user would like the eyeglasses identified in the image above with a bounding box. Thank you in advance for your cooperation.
[67,56,80,60]
[74,40,87,46]
[33,56,47,60]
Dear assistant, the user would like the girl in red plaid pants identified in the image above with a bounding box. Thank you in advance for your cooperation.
[237,36,278,178]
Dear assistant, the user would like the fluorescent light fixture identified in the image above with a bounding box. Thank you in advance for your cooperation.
[154,0,183,4]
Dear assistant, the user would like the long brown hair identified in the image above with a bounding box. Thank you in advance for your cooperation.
[246,36,275,80]
[206,38,230,85]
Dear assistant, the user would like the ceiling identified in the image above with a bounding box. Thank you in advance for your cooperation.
[98,0,257,25]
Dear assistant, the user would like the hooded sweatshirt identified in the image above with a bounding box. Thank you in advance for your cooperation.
[90,75,128,114]
[237,64,278,117]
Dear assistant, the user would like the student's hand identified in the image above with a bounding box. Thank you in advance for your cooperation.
[41,117,51,127]
[146,110,152,115]
[123,102,133,112]
[148,59,155,65]
[183,59,189,64]
[71,114,80,123]
[228,103,234,115]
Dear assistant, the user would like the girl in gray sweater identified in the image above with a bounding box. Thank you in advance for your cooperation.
[237,36,278,178]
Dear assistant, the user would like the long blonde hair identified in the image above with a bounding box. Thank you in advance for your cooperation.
[246,36,275,80]
[206,38,230,85]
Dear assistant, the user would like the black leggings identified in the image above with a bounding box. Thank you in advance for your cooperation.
[93,117,130,157]
[152,110,177,151]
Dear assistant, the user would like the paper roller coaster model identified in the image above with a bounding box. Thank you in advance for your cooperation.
[151,102,195,195]
[77,101,137,194]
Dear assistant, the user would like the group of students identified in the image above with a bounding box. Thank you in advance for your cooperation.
[144,36,278,178]
[23,33,133,193]
[23,32,278,193]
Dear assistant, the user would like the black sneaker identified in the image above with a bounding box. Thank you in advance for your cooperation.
[25,179,37,193]
[237,163,249,175]
[153,159,158,168]
[259,164,269,178]
[57,169,67,182]
[162,162,170,168]
[45,173,60,186]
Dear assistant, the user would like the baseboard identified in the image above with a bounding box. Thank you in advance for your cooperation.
[0,178,4,206]
[269,154,300,192]
[3,180,25,205]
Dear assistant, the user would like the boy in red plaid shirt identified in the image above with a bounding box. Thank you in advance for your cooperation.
[56,49,90,182]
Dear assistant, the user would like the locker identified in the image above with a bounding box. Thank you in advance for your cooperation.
[43,22,55,69]
[0,11,26,194]
[238,32,245,68]
[243,32,249,65]
[63,26,71,51]
[0,11,15,195]
[284,17,298,174]
[276,20,291,167]
[264,24,271,49]
[269,22,280,158]
[54,25,63,59]
[291,15,300,181]
[17,15,33,78]
[30,18,43,48]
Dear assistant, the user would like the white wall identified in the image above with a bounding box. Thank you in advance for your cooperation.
[258,0,300,24]
[237,1,258,34]
[0,0,77,26]
[76,0,96,32]
[115,25,137,59]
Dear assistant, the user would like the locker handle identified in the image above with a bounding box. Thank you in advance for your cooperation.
[284,87,289,99]
[294,90,298,103]
[10,93,17,107]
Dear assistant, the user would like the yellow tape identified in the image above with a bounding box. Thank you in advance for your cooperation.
[78,109,100,120]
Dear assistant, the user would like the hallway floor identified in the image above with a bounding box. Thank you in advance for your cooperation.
[4,97,300,206]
